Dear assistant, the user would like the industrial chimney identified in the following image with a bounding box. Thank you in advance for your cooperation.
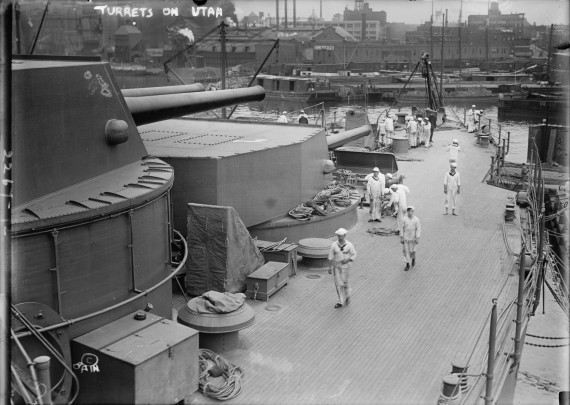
[293,0,296,27]
[285,0,288,29]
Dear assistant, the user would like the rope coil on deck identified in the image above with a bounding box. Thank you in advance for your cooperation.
[198,349,244,401]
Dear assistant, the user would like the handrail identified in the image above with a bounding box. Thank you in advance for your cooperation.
[15,229,188,338]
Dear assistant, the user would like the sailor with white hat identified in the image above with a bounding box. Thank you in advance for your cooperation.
[467,105,477,132]
[447,138,461,164]
[400,205,421,271]
[364,167,385,222]
[328,228,357,308]
[298,109,309,124]
[443,162,461,215]
[388,183,410,230]
[277,111,288,123]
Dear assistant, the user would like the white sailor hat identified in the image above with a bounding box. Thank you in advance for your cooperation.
[418,117,423,121]
[471,105,476,108]
[335,228,348,235]
[283,111,287,114]
[383,188,391,194]
[373,167,380,172]
[386,173,393,179]
[452,139,459,144]
[450,162,457,168]
[407,206,415,211]
[300,110,304,113]
[390,184,398,190]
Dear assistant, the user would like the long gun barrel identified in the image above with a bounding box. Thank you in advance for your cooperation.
[121,83,205,97]
[326,125,372,149]
[125,85,266,126]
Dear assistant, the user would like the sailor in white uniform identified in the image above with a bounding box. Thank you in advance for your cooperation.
[443,162,461,215]
[328,228,357,308]
[277,111,288,123]
[447,139,461,164]
[390,184,410,231]
[364,167,385,222]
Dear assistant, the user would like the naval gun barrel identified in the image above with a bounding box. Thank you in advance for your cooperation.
[326,125,372,149]
[125,85,266,126]
[121,83,205,97]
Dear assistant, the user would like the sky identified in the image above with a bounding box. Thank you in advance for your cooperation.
[232,0,569,26]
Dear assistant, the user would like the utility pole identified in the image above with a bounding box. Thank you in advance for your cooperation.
[440,12,445,92]
[546,24,554,83]
[284,0,287,29]
[276,0,279,34]
[430,0,434,60]
[458,0,462,75]
[220,21,227,119]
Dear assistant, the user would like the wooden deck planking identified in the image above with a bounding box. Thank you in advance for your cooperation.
[186,125,523,405]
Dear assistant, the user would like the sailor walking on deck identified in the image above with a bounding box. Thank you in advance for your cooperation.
[328,228,357,308]
[400,207,421,271]
[278,111,288,123]
[443,163,461,216]
[447,139,461,164]
[364,167,385,222]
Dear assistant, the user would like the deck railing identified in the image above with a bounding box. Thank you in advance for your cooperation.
[438,142,545,404]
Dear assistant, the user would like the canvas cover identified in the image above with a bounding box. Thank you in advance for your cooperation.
[185,203,265,295]
[343,110,375,150]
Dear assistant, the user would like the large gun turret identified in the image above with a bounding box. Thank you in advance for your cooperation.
[125,85,266,126]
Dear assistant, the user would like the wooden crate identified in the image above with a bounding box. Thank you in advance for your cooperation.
[254,240,298,276]
[72,311,199,404]
[246,261,290,301]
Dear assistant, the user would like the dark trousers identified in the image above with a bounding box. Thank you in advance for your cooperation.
[429,127,435,143]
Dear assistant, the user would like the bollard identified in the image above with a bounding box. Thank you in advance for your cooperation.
[34,356,53,405]
[442,374,461,398]
[451,359,469,392]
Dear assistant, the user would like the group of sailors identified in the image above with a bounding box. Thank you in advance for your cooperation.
[328,136,467,307]
[377,110,437,149]
[277,110,309,124]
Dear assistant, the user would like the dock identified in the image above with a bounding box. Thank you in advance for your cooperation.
[181,123,524,404]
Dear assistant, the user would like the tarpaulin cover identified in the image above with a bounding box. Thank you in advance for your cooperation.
[192,291,246,314]
[185,203,265,295]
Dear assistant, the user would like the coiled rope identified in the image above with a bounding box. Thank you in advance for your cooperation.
[367,227,399,236]
[198,349,244,401]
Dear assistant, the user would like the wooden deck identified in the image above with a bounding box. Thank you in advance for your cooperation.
[182,125,523,404]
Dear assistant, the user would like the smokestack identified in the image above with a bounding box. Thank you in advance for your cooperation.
[284,0,288,29]
[361,13,366,40]
[276,0,279,32]
[293,0,296,27]
[445,8,448,26]
[320,0,322,19]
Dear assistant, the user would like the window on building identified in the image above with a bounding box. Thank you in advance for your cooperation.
[232,47,236,52]
[213,46,216,51]
[245,46,250,52]
[257,78,264,87]
[290,81,295,91]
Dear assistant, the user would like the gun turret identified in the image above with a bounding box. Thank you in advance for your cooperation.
[125,85,266,126]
